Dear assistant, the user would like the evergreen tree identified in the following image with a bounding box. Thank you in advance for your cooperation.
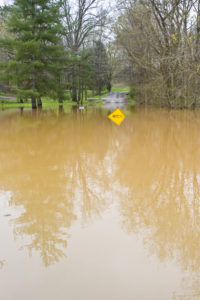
[65,49,94,104]
[62,0,108,102]
[0,6,13,93]
[92,40,111,95]
[1,0,65,108]
[77,50,94,104]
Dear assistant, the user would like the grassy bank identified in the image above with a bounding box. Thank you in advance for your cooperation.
[0,86,133,109]
[0,98,104,110]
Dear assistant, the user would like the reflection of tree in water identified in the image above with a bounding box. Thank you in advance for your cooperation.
[0,111,76,266]
[173,274,200,299]
[111,109,200,298]
[66,107,113,219]
[116,110,200,272]
[2,105,200,294]
[0,260,5,269]
[0,108,113,266]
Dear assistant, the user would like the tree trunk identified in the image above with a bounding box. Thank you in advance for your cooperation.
[20,107,24,115]
[98,85,101,96]
[72,64,77,102]
[31,96,37,109]
[77,63,81,104]
[81,84,84,105]
[78,77,81,104]
[72,86,77,102]
[59,105,63,114]
[37,96,42,108]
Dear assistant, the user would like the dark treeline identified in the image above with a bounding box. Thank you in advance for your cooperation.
[114,0,200,108]
[0,0,112,108]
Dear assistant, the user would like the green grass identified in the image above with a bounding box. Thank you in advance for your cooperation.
[86,85,135,103]
[111,86,130,92]
[0,85,134,109]
[0,97,100,110]
[86,86,130,99]
[0,99,75,109]
[0,99,31,108]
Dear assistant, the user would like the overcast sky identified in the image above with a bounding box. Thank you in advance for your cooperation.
[0,0,13,5]
[0,0,115,13]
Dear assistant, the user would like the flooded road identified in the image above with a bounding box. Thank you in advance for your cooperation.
[0,106,200,300]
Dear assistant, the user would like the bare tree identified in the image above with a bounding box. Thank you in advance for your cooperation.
[62,0,107,101]
[114,0,200,107]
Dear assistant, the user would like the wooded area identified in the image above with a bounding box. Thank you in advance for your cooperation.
[1,0,200,108]
[115,0,200,107]
[0,0,112,108]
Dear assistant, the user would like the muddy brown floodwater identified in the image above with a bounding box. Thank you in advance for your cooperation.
[0,106,200,300]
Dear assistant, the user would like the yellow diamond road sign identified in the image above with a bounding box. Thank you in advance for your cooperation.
[108,108,126,125]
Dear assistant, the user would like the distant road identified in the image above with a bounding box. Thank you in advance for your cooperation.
[102,91,129,103]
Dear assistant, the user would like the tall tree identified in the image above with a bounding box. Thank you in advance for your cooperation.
[0,0,65,108]
[0,6,13,93]
[62,0,107,102]
[92,40,111,95]
[114,0,200,107]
